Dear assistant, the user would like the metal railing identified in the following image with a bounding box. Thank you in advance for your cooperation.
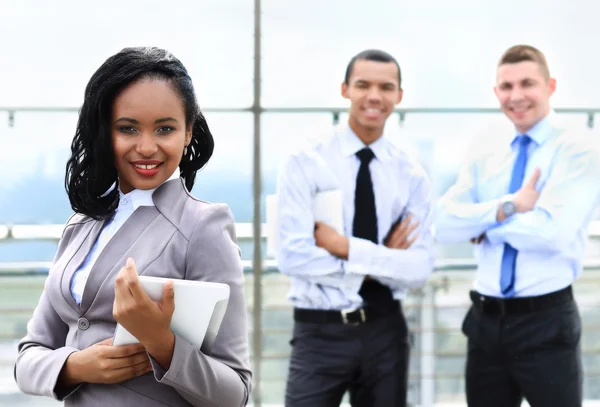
[3,221,600,272]
[2,106,600,128]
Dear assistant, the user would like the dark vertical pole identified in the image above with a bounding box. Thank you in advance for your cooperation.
[252,0,263,405]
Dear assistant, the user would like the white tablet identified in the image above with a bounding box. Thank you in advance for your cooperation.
[112,276,230,354]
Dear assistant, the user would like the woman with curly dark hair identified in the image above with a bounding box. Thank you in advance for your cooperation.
[14,46,251,407]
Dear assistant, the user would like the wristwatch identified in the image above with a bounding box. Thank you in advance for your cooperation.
[501,199,517,218]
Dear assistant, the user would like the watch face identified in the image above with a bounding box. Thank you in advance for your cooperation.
[502,201,516,217]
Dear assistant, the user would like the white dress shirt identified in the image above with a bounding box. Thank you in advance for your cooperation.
[276,124,435,310]
[70,169,181,304]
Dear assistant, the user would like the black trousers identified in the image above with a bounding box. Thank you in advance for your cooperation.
[463,291,582,407]
[285,311,410,407]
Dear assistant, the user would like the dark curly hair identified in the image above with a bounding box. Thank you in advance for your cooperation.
[65,47,214,220]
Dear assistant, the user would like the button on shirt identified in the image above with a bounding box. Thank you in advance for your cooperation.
[276,125,435,310]
[70,169,181,304]
[436,112,600,297]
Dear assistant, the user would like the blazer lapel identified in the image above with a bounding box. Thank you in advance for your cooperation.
[152,178,188,226]
[60,219,106,314]
[79,206,160,314]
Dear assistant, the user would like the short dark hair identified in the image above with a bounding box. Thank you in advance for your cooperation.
[65,46,214,220]
[498,44,550,79]
[344,49,402,88]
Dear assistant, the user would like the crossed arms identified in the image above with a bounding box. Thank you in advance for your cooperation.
[276,155,435,291]
[436,139,600,251]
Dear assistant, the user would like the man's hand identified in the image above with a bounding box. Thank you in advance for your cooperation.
[514,167,541,213]
[470,234,485,244]
[384,213,419,250]
[314,222,349,259]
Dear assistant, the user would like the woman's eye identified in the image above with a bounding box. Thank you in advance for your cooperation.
[118,126,137,134]
[157,126,175,134]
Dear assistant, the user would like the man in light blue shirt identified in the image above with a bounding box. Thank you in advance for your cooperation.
[436,44,600,407]
[276,49,434,407]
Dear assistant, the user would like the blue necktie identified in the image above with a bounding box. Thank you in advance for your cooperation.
[499,135,532,297]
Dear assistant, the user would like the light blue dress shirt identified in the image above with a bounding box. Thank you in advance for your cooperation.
[276,124,435,310]
[436,112,600,297]
[70,169,181,304]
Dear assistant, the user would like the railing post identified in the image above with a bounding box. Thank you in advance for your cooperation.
[419,283,436,406]
[251,0,263,405]
[398,111,406,127]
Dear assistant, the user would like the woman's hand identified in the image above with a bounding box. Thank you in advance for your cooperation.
[113,257,176,370]
[59,338,151,387]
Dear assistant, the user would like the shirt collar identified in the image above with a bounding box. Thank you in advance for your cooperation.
[117,167,181,211]
[339,123,390,162]
[512,109,555,146]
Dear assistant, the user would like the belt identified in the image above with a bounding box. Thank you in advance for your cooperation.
[470,286,573,316]
[294,300,401,325]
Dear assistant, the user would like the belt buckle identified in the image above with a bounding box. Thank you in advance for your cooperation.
[341,307,366,325]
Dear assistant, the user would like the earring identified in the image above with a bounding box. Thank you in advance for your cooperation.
[184,146,188,156]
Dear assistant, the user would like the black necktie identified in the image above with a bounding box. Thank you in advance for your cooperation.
[353,148,394,310]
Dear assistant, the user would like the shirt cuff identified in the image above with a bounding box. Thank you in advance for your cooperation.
[148,334,191,384]
[345,237,374,276]
[485,194,515,244]
[483,195,512,226]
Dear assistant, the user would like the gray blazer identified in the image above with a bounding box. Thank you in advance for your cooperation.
[14,178,252,407]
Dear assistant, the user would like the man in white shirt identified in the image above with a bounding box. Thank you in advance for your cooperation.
[436,44,600,407]
[276,49,434,407]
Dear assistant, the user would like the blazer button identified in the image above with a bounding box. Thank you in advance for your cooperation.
[77,318,90,331]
